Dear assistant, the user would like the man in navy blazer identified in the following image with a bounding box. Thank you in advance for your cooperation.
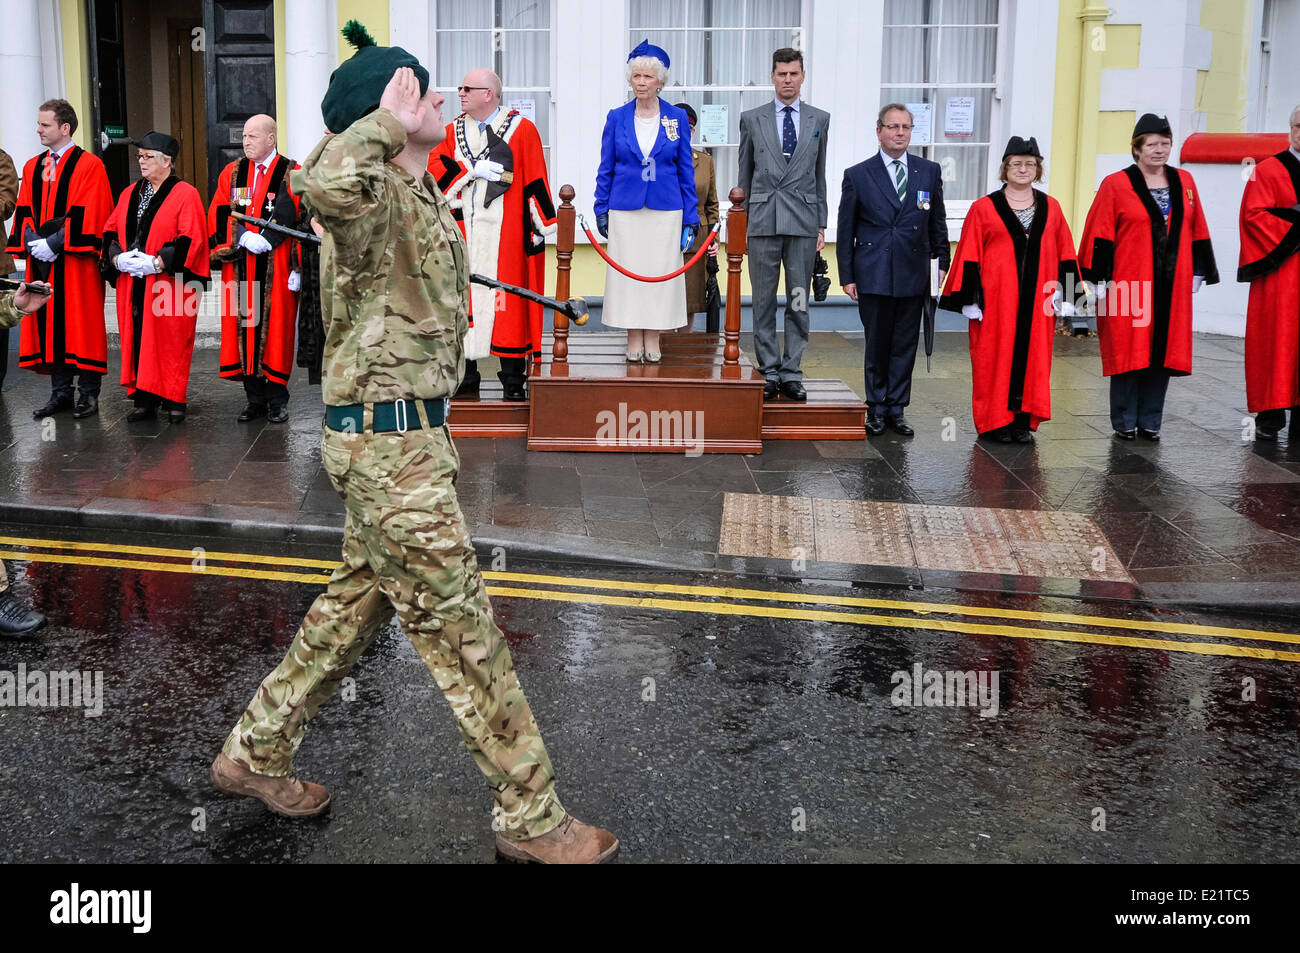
[837,104,949,436]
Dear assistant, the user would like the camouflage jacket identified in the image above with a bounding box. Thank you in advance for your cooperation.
[291,109,468,406]
[0,292,26,330]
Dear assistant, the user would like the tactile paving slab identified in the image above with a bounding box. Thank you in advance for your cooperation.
[718,493,1132,581]
[718,493,815,560]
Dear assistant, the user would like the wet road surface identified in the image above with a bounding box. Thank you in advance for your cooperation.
[0,528,1297,863]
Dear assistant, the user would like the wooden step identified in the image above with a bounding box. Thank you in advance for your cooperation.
[762,379,867,440]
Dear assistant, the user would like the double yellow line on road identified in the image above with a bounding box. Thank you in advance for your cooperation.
[2,534,1297,663]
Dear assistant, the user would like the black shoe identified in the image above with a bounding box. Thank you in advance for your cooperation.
[1137,428,1160,441]
[1255,427,1279,442]
[168,409,186,424]
[72,394,99,419]
[865,413,885,436]
[502,382,526,402]
[983,427,1013,443]
[1114,429,1136,440]
[763,380,779,401]
[127,406,157,423]
[237,403,267,423]
[1013,428,1033,443]
[887,414,914,436]
[0,591,45,636]
[779,380,807,402]
[455,373,482,398]
[267,405,289,423]
[33,394,73,418]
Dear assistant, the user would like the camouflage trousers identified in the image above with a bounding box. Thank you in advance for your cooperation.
[223,420,566,840]
[0,561,8,591]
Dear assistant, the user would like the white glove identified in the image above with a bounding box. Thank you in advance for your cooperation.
[116,250,154,277]
[115,252,136,274]
[962,304,983,322]
[1092,281,1107,300]
[238,231,273,255]
[287,270,301,292]
[470,159,504,183]
[27,238,57,263]
[1192,275,1204,293]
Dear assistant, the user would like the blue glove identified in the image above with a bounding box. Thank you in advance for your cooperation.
[680,224,698,254]
[595,213,609,239]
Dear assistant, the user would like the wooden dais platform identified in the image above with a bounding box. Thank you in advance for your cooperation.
[449,332,867,450]
[528,332,764,453]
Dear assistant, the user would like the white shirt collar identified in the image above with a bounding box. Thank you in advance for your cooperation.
[1291,145,1300,163]
[879,150,907,167]
[477,107,502,129]
[49,141,74,160]
[775,97,800,114]
[252,150,275,170]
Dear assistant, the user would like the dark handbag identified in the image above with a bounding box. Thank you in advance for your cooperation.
[812,252,831,302]
[703,253,721,333]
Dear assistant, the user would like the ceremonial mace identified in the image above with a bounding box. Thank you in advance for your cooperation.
[230,211,589,325]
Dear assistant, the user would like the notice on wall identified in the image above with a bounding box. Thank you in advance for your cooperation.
[507,98,536,124]
[698,104,729,145]
[944,96,974,137]
[907,102,933,145]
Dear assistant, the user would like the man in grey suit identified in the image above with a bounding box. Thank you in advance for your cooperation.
[738,47,829,402]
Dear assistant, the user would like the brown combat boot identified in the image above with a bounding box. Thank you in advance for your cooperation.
[495,815,619,864]
[210,753,331,818]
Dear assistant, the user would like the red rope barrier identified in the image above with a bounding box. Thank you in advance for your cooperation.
[580,220,720,283]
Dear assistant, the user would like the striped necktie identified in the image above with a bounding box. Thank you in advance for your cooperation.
[893,159,907,201]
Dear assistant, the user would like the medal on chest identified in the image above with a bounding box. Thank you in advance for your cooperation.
[662,117,679,142]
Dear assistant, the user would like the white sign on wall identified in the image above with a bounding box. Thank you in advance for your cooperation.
[907,102,933,145]
[698,104,729,145]
[508,98,536,124]
[944,96,974,138]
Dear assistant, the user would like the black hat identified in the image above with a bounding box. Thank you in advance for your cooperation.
[1002,136,1042,160]
[135,131,179,159]
[321,20,430,133]
[1132,113,1172,138]
[675,102,698,125]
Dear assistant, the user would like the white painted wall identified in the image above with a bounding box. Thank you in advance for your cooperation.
[1182,160,1250,336]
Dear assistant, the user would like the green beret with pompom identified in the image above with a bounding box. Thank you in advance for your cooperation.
[320,20,430,133]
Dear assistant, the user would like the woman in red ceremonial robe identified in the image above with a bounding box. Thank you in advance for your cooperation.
[1238,108,1300,441]
[101,133,210,423]
[1078,113,1218,441]
[941,137,1080,443]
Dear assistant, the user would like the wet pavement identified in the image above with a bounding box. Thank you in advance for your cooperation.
[0,531,1296,863]
[1,331,1297,609]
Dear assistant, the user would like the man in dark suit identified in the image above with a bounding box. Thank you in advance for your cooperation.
[738,47,830,402]
[837,104,949,435]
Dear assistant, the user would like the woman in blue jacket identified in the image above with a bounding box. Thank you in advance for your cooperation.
[594,40,699,362]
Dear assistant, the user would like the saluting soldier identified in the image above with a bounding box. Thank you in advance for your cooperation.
[211,23,618,864]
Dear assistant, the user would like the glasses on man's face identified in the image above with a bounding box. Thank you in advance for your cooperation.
[137,152,161,162]
[1007,161,1037,171]
[881,124,912,132]
[457,86,489,94]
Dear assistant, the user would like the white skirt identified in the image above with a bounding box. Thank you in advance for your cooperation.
[601,208,687,330]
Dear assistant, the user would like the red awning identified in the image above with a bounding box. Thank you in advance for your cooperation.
[1180,133,1290,164]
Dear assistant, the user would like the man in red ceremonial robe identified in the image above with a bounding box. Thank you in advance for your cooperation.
[101,132,210,424]
[429,68,556,401]
[208,114,302,424]
[1078,113,1218,441]
[1239,105,1300,441]
[4,99,112,419]
[940,136,1080,442]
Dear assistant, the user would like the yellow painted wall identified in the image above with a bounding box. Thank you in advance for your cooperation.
[59,0,93,151]
[275,0,287,128]
[1048,0,1084,230]
[1097,110,1137,154]
[1198,0,1253,133]
[1099,23,1140,69]
[336,1,389,62]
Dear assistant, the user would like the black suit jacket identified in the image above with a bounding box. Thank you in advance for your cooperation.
[837,152,949,298]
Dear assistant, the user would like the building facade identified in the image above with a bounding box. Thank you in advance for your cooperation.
[2,0,1298,330]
